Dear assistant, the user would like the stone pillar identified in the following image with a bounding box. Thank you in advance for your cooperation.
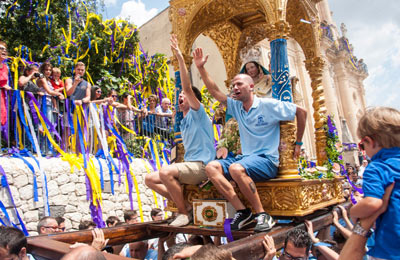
[333,58,359,140]
[305,57,328,166]
[267,21,298,179]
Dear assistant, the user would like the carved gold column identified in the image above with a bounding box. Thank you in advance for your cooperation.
[170,54,193,163]
[266,21,298,179]
[305,57,328,165]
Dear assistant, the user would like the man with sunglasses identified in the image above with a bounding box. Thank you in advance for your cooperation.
[259,229,313,260]
[37,216,61,234]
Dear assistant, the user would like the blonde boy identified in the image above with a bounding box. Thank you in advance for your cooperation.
[350,107,400,260]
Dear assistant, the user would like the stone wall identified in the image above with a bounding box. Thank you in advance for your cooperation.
[0,157,162,235]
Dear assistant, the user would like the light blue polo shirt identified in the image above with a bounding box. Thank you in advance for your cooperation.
[227,96,296,165]
[180,104,216,164]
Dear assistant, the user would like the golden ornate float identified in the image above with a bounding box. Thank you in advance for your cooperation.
[168,0,343,217]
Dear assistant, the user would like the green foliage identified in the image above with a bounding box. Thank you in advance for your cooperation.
[0,0,171,102]
[299,115,342,180]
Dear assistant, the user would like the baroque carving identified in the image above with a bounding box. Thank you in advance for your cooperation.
[305,56,328,165]
[203,22,242,81]
[166,178,345,216]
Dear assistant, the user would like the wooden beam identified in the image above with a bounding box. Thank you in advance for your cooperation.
[28,221,167,245]
[146,223,254,240]
[221,203,350,260]
[27,237,134,260]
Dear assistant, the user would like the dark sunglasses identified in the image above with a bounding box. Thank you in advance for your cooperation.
[112,95,118,98]
[96,90,102,94]
[358,136,369,151]
[281,251,308,260]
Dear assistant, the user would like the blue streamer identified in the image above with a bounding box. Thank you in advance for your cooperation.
[11,151,39,202]
[0,166,29,236]
[95,156,104,191]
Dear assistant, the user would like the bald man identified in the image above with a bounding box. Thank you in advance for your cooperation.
[61,245,106,260]
[193,48,307,232]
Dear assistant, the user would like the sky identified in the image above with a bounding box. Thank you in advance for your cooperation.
[102,0,400,110]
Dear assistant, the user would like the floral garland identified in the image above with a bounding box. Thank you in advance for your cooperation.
[299,115,342,179]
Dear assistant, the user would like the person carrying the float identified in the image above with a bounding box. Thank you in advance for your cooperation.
[193,47,307,232]
[144,35,216,227]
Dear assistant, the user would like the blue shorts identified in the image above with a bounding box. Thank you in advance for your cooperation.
[217,154,278,182]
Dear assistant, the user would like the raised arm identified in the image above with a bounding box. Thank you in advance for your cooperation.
[193,48,227,105]
[294,105,307,158]
[170,35,200,110]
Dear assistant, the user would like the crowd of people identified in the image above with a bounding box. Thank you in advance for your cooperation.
[0,41,175,154]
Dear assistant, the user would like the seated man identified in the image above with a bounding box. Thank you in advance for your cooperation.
[145,35,216,227]
[193,48,307,231]
[0,226,35,260]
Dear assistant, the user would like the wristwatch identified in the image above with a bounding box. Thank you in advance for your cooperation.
[352,220,373,238]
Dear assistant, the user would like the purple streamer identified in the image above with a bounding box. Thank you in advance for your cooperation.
[223,218,234,242]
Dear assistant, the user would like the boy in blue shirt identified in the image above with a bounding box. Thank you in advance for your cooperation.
[193,48,307,232]
[144,36,216,227]
[350,107,400,260]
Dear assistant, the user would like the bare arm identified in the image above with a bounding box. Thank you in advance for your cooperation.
[294,105,307,158]
[170,35,200,110]
[66,75,84,97]
[332,211,352,239]
[350,197,382,219]
[338,205,353,230]
[317,246,339,260]
[339,183,394,260]
[18,74,34,88]
[82,83,91,103]
[193,47,227,105]
[37,78,63,98]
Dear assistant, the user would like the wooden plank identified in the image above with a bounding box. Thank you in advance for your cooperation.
[28,221,168,245]
[221,203,350,260]
[146,223,255,240]
[27,238,70,260]
[27,237,136,260]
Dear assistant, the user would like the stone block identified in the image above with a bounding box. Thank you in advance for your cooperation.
[65,205,77,213]
[75,184,87,196]
[19,185,33,200]
[24,210,39,223]
[60,183,75,195]
[38,205,65,219]
[51,195,68,206]
[64,212,82,223]
[78,176,86,183]
[47,180,59,197]
[56,174,69,185]
[102,200,114,213]
[69,173,79,183]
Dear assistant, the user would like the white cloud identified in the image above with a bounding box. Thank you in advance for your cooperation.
[117,0,158,27]
[104,0,117,6]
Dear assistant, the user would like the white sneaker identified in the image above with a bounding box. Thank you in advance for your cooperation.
[169,214,190,227]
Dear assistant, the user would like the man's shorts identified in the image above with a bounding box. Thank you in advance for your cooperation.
[173,161,207,185]
[217,154,278,182]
